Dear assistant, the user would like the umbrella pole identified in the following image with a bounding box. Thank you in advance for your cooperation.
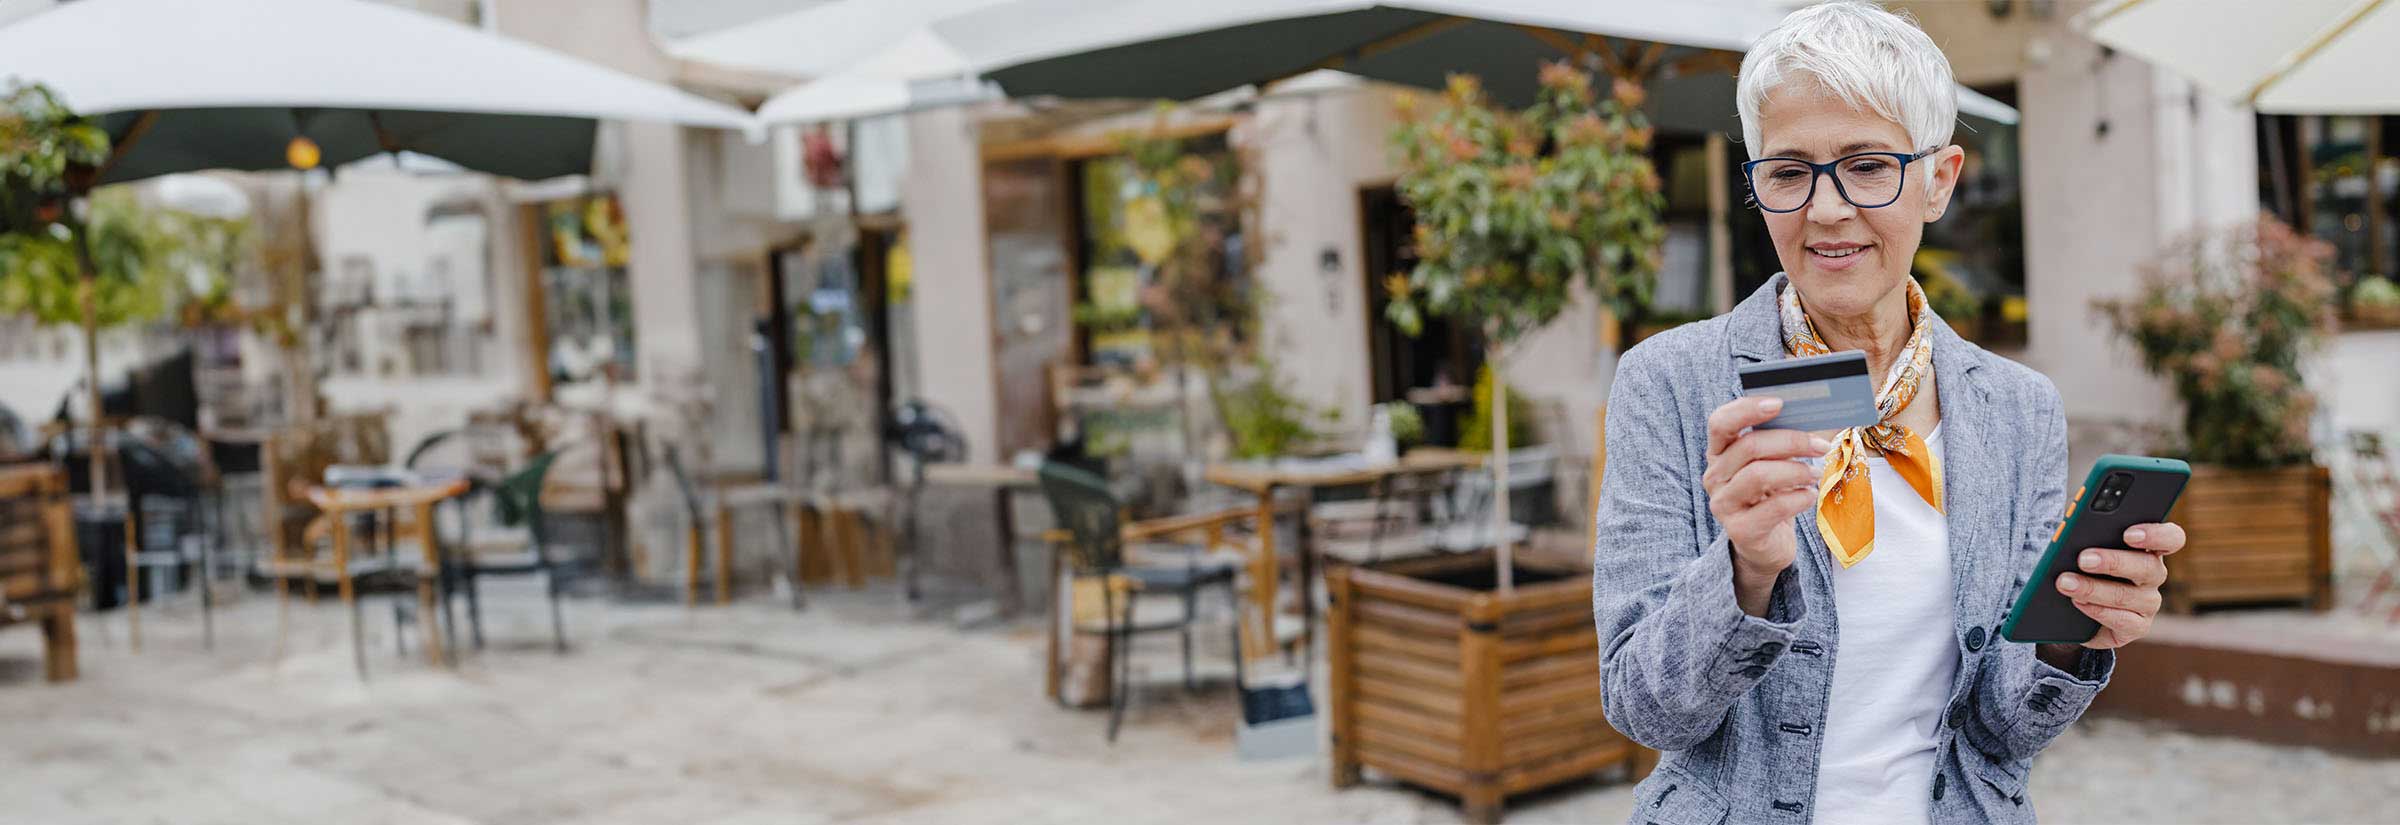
[73,220,108,505]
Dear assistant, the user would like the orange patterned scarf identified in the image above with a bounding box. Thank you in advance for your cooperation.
[1778,278,1942,568]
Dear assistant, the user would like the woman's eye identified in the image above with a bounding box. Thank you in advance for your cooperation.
[1847,161,1888,174]
[1770,168,1808,180]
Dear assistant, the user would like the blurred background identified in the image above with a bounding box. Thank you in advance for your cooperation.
[0,0,2393,822]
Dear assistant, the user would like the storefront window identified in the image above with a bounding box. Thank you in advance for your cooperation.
[1073,135,1248,368]
[540,194,636,384]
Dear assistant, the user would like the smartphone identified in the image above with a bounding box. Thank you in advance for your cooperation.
[2000,454,2191,644]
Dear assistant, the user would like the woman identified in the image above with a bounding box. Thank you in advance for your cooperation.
[1590,3,2185,823]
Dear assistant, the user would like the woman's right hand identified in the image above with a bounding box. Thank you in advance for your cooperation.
[1703,397,1834,607]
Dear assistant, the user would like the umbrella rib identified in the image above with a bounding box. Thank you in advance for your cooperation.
[84,110,160,190]
[2082,0,2161,28]
[2244,0,2391,106]
[1307,15,1470,73]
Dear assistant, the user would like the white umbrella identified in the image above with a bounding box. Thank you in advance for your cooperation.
[0,0,759,184]
[937,0,2015,133]
[2081,0,2400,113]
[753,27,1001,126]
[666,0,1009,80]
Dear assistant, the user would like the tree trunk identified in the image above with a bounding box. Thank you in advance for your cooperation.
[1488,341,1512,591]
[74,225,107,506]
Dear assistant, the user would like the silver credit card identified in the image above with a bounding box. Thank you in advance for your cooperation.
[1737,350,1879,431]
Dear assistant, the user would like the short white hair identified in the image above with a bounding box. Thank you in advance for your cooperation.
[1735,1,1958,160]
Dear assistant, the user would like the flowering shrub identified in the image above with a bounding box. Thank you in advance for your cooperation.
[2094,216,2339,467]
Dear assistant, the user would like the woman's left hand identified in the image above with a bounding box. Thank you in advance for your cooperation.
[2054,522,2187,649]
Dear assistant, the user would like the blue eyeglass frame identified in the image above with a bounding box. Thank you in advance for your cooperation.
[1740,148,1939,213]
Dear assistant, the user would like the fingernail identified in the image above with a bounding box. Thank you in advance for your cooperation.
[2126,527,2147,544]
[2058,573,2082,593]
[1761,397,1783,413]
[2080,550,2101,570]
[1809,437,1835,454]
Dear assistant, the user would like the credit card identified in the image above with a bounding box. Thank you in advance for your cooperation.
[1737,350,1879,431]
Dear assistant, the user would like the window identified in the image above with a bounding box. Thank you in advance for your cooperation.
[539,194,636,385]
[2260,113,2395,324]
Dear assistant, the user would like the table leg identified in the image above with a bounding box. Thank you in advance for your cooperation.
[1297,497,1318,664]
[334,510,362,678]
[715,504,734,605]
[994,487,1022,618]
[124,511,140,653]
[415,502,447,668]
[1244,489,1277,664]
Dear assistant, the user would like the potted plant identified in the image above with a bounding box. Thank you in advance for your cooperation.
[2094,215,2338,612]
[2352,274,2400,329]
[1330,64,1662,822]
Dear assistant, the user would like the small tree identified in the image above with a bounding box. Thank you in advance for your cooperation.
[0,81,113,496]
[1387,65,1666,588]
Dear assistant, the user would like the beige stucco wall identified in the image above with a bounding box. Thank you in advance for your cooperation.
[900,105,1003,464]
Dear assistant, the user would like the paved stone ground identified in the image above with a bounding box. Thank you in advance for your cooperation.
[1,580,2394,824]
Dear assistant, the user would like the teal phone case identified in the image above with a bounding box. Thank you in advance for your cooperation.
[2000,454,2191,644]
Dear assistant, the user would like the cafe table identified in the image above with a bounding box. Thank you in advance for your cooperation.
[1202,448,1486,660]
[299,476,471,674]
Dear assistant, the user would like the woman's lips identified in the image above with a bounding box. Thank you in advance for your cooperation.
[1808,244,1871,271]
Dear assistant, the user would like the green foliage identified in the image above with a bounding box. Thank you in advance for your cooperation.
[2094,216,2338,468]
[2354,275,2400,309]
[1376,400,1424,448]
[1457,363,1533,451]
[1215,359,1330,460]
[0,188,235,327]
[0,81,108,225]
[1385,65,1667,343]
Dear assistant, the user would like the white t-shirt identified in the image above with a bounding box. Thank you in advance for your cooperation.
[1807,426,1955,823]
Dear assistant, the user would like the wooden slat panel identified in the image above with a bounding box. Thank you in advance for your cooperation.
[0,521,46,550]
[1360,744,1470,795]
[1356,720,1467,769]
[1502,743,1633,795]
[1358,698,1464,743]
[1502,719,1617,766]
[1502,653,1596,691]
[1355,624,1462,667]
[1350,570,1473,612]
[4,570,48,600]
[1356,599,1461,638]
[1501,673,1602,717]
[1500,628,1598,663]
[1356,647,1462,690]
[1500,604,1590,638]
[1358,673,1465,718]
[1503,698,1610,740]
[1489,578,1591,613]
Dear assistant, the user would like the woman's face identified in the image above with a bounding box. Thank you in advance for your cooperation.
[1754,82,1965,318]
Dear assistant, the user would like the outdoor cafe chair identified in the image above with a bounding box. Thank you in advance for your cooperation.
[1037,461,1252,743]
[439,449,568,652]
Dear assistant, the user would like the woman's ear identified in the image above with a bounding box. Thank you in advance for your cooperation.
[1922,144,1967,222]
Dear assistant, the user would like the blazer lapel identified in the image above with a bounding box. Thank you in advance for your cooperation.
[1928,318,2000,636]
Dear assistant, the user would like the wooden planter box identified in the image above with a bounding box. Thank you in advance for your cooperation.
[1326,551,1647,824]
[0,464,82,682]
[2162,464,2331,613]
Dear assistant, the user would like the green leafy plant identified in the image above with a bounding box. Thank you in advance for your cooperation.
[1376,400,1424,449]
[1385,64,1665,587]
[1384,65,1666,338]
[2094,215,2338,468]
[1457,364,1532,451]
[2351,275,2400,327]
[1216,359,1329,460]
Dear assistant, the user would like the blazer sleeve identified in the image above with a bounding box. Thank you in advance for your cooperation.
[1591,348,1810,752]
[1967,378,2115,762]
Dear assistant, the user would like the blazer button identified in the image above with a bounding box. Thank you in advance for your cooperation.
[1933,773,1947,801]
[1946,702,1969,730]
[1965,626,1987,652]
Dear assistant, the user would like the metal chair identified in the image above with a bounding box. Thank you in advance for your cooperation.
[1037,461,1250,743]
[443,450,568,652]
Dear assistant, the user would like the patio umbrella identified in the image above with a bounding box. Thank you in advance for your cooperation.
[937,0,2016,134]
[2082,0,2400,113]
[753,27,1002,126]
[0,0,759,185]
[0,0,758,501]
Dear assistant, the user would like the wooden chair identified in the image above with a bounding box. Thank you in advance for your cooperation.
[0,464,82,682]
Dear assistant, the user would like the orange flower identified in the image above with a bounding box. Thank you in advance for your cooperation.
[1465,266,1488,286]
[1627,125,1655,151]
[1502,163,1536,190]
[1446,136,1480,162]
[1392,92,1419,118]
[1564,113,1609,146]
[1611,77,1647,109]
[1444,73,1482,103]
[1548,209,1574,231]
[1507,134,1538,158]
[1385,273,1412,300]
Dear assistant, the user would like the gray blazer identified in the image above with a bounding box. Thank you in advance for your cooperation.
[1592,274,2113,824]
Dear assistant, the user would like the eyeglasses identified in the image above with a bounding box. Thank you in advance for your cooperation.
[1741,149,1937,213]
